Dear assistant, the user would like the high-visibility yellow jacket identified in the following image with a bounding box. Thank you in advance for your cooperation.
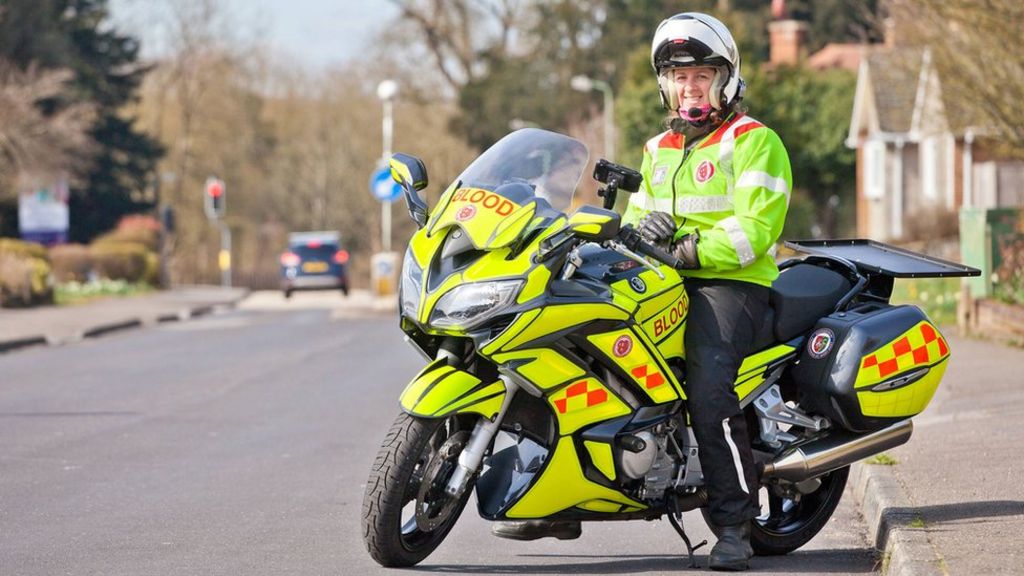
[622,113,792,287]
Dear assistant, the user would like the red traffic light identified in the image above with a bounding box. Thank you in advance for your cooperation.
[206,180,224,198]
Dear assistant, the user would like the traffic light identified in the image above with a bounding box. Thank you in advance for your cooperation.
[204,177,226,219]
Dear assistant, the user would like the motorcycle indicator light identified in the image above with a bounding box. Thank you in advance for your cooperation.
[400,249,424,320]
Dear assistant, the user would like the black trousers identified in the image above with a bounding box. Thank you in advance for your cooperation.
[683,279,768,527]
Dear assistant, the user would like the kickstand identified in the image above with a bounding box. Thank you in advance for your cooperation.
[667,498,708,568]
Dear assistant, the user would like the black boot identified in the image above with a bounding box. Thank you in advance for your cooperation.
[491,520,582,541]
[708,522,753,571]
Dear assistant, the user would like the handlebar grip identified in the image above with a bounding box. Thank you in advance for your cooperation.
[618,225,685,269]
[635,238,686,269]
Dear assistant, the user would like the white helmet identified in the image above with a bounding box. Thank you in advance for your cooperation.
[650,12,745,112]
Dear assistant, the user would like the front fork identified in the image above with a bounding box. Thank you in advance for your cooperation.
[444,373,520,497]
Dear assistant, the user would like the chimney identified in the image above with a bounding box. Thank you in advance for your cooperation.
[768,19,809,66]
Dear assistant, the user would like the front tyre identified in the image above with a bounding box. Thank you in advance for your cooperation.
[362,412,472,567]
[702,465,849,556]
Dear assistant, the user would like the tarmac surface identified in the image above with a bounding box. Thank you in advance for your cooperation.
[2,287,1021,575]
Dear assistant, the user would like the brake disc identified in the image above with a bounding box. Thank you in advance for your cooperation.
[415,430,471,532]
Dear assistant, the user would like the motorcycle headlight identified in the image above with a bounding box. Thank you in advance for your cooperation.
[429,279,523,330]
[400,249,423,320]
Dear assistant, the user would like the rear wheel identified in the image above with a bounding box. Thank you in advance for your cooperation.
[702,465,849,556]
[362,413,472,567]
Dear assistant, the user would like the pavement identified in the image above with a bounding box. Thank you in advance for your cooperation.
[1,289,1021,575]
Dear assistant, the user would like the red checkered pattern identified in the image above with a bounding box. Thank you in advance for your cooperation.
[553,380,608,414]
[630,365,667,389]
[860,323,948,380]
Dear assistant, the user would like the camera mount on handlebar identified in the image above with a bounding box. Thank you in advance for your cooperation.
[593,159,642,211]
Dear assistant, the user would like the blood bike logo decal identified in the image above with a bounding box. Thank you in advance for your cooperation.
[450,187,516,216]
[653,297,688,338]
[807,328,835,359]
[613,335,633,357]
[629,276,647,293]
[455,205,477,222]
[695,160,715,184]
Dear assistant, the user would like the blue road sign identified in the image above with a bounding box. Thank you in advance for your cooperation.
[370,167,403,202]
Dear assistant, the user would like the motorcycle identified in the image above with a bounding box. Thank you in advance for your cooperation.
[361,128,980,567]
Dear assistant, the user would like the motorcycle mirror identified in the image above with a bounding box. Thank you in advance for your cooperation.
[389,153,429,228]
[566,205,621,242]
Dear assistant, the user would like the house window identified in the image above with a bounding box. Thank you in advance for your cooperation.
[921,137,938,201]
[865,140,885,200]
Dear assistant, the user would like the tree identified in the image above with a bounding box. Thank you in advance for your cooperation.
[744,65,858,238]
[0,0,163,242]
[0,64,95,198]
[887,0,1024,158]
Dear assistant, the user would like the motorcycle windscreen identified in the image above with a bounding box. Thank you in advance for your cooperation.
[428,129,588,250]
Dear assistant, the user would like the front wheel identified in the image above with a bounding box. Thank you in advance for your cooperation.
[702,465,849,556]
[362,412,472,567]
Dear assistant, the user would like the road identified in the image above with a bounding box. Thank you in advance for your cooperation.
[0,293,879,575]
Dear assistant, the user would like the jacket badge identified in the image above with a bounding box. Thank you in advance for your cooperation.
[695,160,715,184]
[652,165,668,185]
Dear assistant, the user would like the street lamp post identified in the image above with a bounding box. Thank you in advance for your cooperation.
[377,80,398,252]
[571,75,615,163]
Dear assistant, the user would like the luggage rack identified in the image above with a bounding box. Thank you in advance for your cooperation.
[785,239,981,279]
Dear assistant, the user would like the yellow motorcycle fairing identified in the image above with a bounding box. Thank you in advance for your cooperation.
[400,358,506,419]
[427,186,538,250]
[404,211,564,333]
[504,436,646,518]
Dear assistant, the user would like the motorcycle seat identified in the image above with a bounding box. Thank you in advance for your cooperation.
[769,263,852,342]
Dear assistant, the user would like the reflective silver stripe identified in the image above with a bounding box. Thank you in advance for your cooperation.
[629,194,674,213]
[723,418,750,495]
[736,170,790,199]
[646,133,665,164]
[718,116,760,194]
[720,216,756,267]
[628,192,651,211]
[676,195,732,213]
[650,196,674,212]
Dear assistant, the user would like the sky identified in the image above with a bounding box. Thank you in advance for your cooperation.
[109,0,401,70]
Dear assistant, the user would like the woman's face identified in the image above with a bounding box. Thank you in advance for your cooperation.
[671,66,715,111]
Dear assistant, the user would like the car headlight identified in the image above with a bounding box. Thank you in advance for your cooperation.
[429,279,523,330]
[400,249,423,320]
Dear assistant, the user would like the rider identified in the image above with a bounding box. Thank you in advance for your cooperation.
[628,12,792,571]
[493,12,791,572]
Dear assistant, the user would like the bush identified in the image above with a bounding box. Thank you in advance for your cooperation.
[50,243,93,283]
[93,227,159,252]
[0,250,53,307]
[0,237,49,261]
[90,241,150,282]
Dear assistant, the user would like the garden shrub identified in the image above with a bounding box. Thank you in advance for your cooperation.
[50,243,93,283]
[90,241,150,282]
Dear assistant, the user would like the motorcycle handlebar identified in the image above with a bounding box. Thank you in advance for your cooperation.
[617,225,686,269]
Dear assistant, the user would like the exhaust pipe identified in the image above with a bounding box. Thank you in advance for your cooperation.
[762,419,913,483]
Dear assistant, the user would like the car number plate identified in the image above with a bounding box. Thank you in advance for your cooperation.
[302,262,329,273]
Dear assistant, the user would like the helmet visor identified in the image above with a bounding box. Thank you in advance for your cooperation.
[655,38,729,72]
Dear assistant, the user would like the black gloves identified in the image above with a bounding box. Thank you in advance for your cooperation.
[638,211,676,244]
[671,232,701,270]
[635,211,701,270]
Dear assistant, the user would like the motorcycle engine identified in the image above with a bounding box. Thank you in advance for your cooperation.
[620,428,683,501]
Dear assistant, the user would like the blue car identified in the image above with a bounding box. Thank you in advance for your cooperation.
[279,231,350,298]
